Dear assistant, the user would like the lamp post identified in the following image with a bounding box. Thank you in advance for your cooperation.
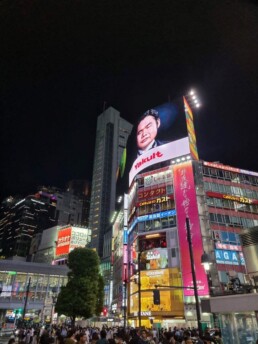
[201,253,218,327]
[186,218,202,337]
[22,277,31,323]
[201,252,213,293]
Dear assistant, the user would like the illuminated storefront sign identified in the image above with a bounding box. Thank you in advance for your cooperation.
[138,209,176,222]
[138,186,168,200]
[56,227,71,256]
[140,248,168,270]
[215,243,242,251]
[129,137,190,185]
[144,170,172,187]
[173,161,209,296]
[206,191,258,205]
[137,195,172,207]
[146,250,160,260]
[204,161,258,178]
[56,227,89,256]
[128,208,176,235]
[215,249,245,266]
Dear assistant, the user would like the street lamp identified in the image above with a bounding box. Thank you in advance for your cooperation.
[201,252,212,272]
[185,89,201,108]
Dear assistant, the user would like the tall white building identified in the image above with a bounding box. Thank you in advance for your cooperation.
[89,107,132,258]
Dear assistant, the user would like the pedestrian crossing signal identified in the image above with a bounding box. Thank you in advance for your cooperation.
[153,289,160,305]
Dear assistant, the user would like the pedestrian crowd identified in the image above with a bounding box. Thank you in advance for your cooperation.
[11,325,223,344]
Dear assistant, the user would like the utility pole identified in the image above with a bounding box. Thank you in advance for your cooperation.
[22,277,31,323]
[186,217,202,337]
[138,252,142,328]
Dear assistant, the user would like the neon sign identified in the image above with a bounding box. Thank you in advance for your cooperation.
[137,195,173,207]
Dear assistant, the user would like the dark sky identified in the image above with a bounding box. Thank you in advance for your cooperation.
[1,0,258,200]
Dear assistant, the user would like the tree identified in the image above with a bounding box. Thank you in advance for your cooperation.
[55,247,104,326]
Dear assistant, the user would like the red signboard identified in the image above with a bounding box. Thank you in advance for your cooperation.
[55,227,72,256]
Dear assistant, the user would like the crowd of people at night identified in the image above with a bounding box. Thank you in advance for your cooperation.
[9,325,226,344]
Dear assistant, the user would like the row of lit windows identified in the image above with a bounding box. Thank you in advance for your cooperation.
[203,167,258,187]
[138,200,175,216]
[209,213,258,228]
[137,215,176,233]
[212,230,241,245]
[207,197,258,214]
[204,181,258,200]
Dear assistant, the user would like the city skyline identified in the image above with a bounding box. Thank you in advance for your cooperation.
[1,1,258,199]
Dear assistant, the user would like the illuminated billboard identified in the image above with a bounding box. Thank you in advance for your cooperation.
[129,268,184,316]
[118,97,198,187]
[55,226,89,257]
[173,161,209,296]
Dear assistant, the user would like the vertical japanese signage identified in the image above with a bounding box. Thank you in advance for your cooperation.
[173,161,208,296]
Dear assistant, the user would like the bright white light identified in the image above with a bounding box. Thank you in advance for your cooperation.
[172,160,175,164]
[192,95,196,100]
[194,99,198,103]
[186,156,191,160]
[203,262,211,271]
[176,158,180,162]
[181,157,185,161]
[189,90,195,95]
[196,103,200,108]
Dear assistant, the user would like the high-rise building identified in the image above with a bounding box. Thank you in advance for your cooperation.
[67,179,91,227]
[0,184,86,259]
[89,107,132,258]
[0,193,57,258]
[125,159,258,334]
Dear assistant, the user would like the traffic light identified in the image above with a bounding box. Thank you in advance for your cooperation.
[153,289,160,305]
[103,307,108,316]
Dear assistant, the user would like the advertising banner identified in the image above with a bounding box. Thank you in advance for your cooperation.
[55,227,72,256]
[129,137,190,185]
[117,97,198,189]
[215,249,245,266]
[173,161,209,296]
[70,227,89,250]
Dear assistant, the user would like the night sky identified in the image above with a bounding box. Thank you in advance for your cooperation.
[1,0,258,200]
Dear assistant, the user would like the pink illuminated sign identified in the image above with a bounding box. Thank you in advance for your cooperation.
[174,161,209,296]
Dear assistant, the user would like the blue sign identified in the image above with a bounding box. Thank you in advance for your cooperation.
[123,229,128,244]
[128,209,176,235]
[215,249,243,266]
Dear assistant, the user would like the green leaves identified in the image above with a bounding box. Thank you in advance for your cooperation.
[55,248,104,322]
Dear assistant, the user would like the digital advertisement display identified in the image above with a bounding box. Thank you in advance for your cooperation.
[140,248,168,270]
[130,289,184,315]
[55,227,72,256]
[173,161,209,296]
[117,97,199,188]
[56,227,88,256]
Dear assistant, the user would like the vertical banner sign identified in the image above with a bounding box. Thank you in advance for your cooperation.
[173,161,208,296]
[55,227,72,256]
[183,97,199,160]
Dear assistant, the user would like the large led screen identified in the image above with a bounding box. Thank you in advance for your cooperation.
[118,97,198,187]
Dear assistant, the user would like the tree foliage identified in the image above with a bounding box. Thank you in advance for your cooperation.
[55,248,104,325]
